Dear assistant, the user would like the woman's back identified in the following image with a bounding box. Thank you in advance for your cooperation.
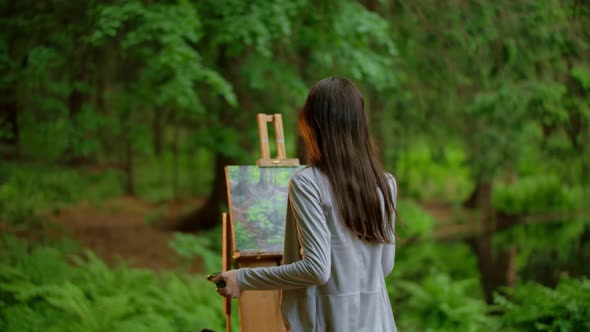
[216,77,398,332]
[279,167,397,331]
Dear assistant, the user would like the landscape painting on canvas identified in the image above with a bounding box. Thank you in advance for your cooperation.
[225,166,302,253]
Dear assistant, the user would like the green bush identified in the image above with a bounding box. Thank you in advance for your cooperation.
[0,234,230,332]
[495,278,590,332]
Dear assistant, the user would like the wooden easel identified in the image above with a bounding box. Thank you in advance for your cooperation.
[221,114,299,332]
[255,114,300,167]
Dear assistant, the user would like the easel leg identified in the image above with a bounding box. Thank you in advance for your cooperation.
[222,213,231,332]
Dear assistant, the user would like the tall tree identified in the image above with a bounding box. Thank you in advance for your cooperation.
[382,0,590,302]
[175,0,398,230]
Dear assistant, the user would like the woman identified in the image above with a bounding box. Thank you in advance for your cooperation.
[215,77,398,331]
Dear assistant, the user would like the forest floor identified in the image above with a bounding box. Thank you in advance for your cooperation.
[43,196,206,272]
[22,197,466,273]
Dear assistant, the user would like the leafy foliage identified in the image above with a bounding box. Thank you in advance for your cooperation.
[494,278,590,332]
[492,175,579,215]
[393,274,496,332]
[169,230,220,273]
[396,142,472,202]
[383,0,589,184]
[395,200,436,239]
[0,163,123,226]
[0,234,231,332]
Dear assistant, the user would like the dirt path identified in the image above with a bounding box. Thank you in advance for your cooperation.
[48,196,206,272]
[43,196,480,272]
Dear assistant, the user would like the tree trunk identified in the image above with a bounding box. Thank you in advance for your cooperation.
[173,152,235,231]
[464,180,516,304]
[360,0,379,11]
[172,122,180,200]
[0,87,19,159]
[61,54,90,165]
[467,235,517,304]
[61,87,86,164]
[173,45,250,231]
[153,107,163,156]
[124,126,135,195]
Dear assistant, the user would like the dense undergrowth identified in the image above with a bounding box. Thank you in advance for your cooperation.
[0,234,237,332]
[1,153,588,331]
[1,232,588,332]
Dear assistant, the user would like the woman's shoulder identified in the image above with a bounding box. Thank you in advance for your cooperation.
[289,167,327,194]
[292,166,322,182]
[384,171,396,181]
[293,167,395,186]
[384,172,398,199]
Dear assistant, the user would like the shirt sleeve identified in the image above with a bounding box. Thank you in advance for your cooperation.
[381,175,397,276]
[237,172,332,290]
[381,243,395,276]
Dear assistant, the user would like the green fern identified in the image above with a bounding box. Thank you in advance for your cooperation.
[494,278,590,332]
[0,234,228,332]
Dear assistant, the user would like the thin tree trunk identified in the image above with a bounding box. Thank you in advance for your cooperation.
[62,87,86,164]
[124,119,135,195]
[0,87,19,159]
[62,52,90,165]
[172,122,180,200]
[464,180,516,303]
[153,107,163,156]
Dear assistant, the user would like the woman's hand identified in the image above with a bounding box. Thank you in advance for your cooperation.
[214,270,242,298]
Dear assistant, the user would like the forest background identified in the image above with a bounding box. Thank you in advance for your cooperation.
[1,0,589,331]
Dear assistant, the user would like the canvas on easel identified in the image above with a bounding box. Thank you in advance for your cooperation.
[221,114,301,332]
[226,165,301,254]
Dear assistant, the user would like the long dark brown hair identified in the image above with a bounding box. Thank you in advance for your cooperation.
[298,77,396,243]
